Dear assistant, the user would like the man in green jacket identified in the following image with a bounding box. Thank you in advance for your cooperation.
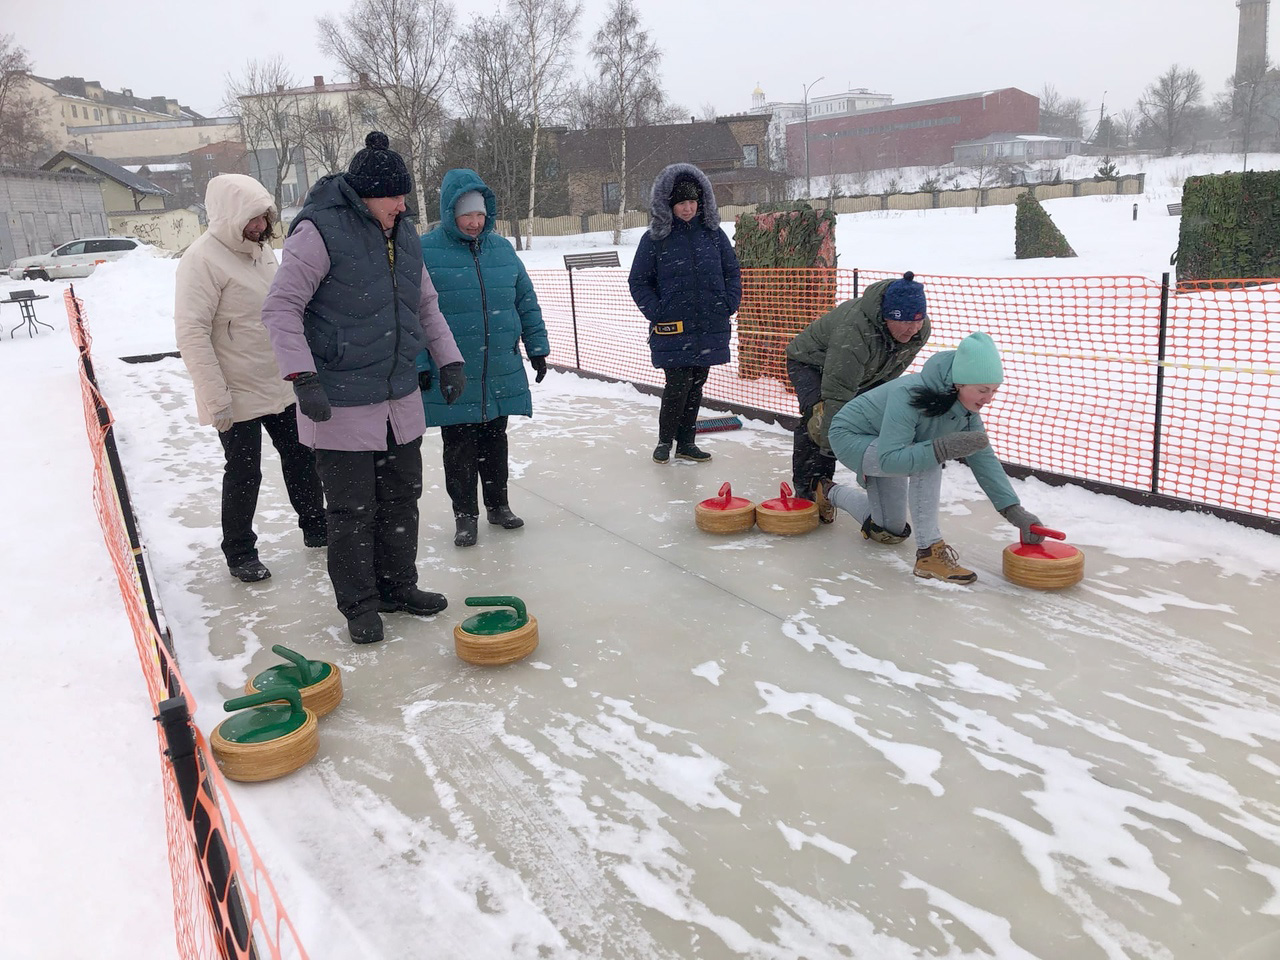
[785,271,931,516]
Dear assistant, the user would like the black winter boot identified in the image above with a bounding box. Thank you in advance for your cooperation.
[486,506,525,529]
[675,443,711,462]
[347,611,385,644]
[229,559,271,582]
[653,442,672,464]
[454,515,478,547]
[379,586,448,617]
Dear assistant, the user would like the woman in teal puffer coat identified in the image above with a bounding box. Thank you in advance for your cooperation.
[821,332,1049,585]
[419,168,550,547]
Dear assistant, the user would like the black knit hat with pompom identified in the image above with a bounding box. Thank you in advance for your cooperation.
[346,131,413,198]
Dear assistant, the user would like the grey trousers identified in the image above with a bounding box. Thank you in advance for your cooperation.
[827,440,943,549]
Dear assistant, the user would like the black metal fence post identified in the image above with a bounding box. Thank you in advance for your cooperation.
[566,268,582,370]
[852,268,860,299]
[1151,272,1171,493]
[157,696,260,959]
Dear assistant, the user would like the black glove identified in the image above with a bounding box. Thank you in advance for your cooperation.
[292,374,331,422]
[418,368,432,392]
[438,362,465,405]
[932,430,988,463]
[530,355,547,383]
[1000,504,1044,543]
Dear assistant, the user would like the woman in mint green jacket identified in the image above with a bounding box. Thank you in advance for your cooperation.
[822,332,1047,584]
[418,168,550,547]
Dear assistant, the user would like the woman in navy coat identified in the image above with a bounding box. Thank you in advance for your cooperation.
[628,163,741,463]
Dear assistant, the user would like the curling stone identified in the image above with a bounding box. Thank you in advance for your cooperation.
[454,595,539,666]
[244,644,343,718]
[755,482,819,535]
[1002,524,1084,589]
[695,482,756,534]
[211,687,319,783]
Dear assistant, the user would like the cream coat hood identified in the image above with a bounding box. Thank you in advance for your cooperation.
[174,175,293,426]
[206,174,277,254]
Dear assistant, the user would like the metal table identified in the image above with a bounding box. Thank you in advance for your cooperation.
[3,293,53,339]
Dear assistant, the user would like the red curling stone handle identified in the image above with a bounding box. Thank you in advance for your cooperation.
[1029,524,1065,540]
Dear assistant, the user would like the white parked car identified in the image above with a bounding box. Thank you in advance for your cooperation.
[7,236,146,281]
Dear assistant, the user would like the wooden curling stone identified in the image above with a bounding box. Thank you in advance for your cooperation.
[211,687,319,783]
[454,595,539,666]
[244,644,343,718]
[755,481,819,535]
[1002,524,1084,589]
[695,481,756,534]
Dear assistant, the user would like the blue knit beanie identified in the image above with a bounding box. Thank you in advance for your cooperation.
[951,332,1004,385]
[881,271,927,323]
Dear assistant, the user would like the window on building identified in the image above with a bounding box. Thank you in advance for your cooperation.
[742,145,758,168]
[205,153,215,161]
[93,108,101,120]
[71,105,78,118]
[602,182,620,211]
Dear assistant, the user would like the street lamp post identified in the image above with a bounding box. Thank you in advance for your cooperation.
[803,76,824,199]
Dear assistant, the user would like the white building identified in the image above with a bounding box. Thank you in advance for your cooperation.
[749,83,893,171]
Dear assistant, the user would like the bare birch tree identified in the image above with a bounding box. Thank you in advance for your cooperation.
[296,92,374,179]
[0,35,53,167]
[1139,64,1204,157]
[1217,64,1276,171]
[456,13,530,244]
[224,56,306,214]
[510,0,580,249]
[317,0,456,219]
[589,0,662,244]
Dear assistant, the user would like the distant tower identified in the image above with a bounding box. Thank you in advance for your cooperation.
[751,83,766,112]
[1237,0,1270,78]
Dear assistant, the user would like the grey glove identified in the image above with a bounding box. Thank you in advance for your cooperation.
[292,374,331,422]
[1000,504,1044,543]
[211,407,234,433]
[932,430,989,463]
[438,362,466,405]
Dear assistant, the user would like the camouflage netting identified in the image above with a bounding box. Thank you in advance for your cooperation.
[1175,171,1280,289]
[733,203,837,384]
[1014,192,1077,259]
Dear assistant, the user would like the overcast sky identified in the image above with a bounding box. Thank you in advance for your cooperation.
[8,0,1270,132]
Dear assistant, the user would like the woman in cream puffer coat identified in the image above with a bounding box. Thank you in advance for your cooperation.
[175,173,325,582]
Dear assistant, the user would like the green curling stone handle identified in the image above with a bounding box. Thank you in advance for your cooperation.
[461,595,529,635]
[270,644,327,685]
[224,686,304,716]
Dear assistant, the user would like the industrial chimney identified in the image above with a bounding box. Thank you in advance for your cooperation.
[1237,0,1270,79]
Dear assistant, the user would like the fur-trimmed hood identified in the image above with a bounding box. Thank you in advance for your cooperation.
[647,163,719,240]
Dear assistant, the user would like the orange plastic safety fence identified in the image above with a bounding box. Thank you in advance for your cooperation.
[64,289,310,960]
[528,267,1280,520]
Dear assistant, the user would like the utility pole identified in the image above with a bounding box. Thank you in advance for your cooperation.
[803,76,824,199]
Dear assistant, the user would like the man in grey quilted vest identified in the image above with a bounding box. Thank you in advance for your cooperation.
[263,132,465,644]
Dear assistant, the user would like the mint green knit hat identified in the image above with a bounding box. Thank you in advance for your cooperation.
[951,332,1004,385]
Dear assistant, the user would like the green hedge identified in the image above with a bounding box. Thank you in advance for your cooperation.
[1014,192,1077,259]
[1176,171,1280,286]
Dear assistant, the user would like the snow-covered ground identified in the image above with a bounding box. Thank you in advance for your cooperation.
[798,151,1280,203]
[4,162,1280,958]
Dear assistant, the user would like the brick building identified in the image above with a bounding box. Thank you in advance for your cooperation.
[560,115,787,215]
[786,88,1039,176]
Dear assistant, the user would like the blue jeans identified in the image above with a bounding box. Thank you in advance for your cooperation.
[827,440,942,549]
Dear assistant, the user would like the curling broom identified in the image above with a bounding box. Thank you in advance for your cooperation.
[695,415,743,434]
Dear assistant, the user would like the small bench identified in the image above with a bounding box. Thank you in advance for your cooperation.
[1167,203,1183,216]
[563,251,620,270]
